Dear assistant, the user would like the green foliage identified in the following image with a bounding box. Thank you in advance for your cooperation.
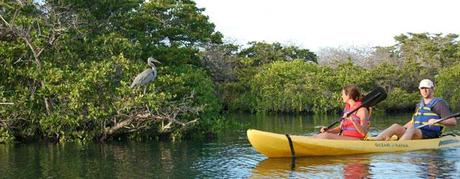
[1,0,224,142]
[241,60,392,113]
[369,63,400,90]
[38,55,130,141]
[238,41,317,66]
[157,64,221,118]
[436,63,460,111]
[332,61,373,89]
[217,81,254,111]
[394,33,460,76]
[379,88,419,112]
[366,62,420,112]
[248,60,337,113]
[218,40,460,114]
[0,128,15,143]
[3,1,460,143]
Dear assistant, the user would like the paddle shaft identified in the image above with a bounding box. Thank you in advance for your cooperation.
[416,112,460,129]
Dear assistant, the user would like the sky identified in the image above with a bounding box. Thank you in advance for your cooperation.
[194,0,460,52]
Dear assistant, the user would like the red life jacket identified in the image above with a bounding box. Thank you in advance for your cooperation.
[340,101,369,139]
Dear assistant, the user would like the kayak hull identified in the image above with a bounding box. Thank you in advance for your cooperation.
[247,129,460,157]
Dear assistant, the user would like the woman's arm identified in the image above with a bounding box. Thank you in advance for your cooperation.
[321,125,341,134]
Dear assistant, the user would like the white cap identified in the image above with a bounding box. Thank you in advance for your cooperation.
[419,79,434,89]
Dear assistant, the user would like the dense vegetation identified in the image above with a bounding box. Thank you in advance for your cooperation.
[211,33,460,114]
[1,0,224,143]
[1,1,460,143]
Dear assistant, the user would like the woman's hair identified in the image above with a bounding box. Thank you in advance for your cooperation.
[342,84,362,101]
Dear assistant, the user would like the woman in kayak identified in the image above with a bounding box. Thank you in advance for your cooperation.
[314,85,370,140]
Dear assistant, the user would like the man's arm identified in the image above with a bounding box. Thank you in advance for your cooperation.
[433,101,457,126]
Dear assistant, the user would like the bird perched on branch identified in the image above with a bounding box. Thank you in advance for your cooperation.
[130,57,161,93]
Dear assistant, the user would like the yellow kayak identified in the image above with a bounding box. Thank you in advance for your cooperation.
[247,129,460,157]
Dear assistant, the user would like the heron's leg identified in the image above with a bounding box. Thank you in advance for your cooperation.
[143,86,147,94]
[145,104,150,113]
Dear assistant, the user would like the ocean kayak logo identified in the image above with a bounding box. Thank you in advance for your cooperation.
[374,143,408,148]
[438,139,459,146]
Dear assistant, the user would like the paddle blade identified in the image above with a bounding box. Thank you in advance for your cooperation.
[361,87,387,108]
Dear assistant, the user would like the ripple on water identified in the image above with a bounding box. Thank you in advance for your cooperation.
[192,141,264,178]
[368,149,460,178]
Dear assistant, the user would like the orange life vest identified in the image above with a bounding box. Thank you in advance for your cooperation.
[340,101,369,139]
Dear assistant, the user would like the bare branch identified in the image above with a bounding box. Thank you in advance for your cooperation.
[0,102,14,105]
[102,92,204,140]
[0,15,11,27]
[15,0,25,7]
[104,118,134,136]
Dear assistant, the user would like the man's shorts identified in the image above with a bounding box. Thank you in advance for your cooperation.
[421,129,441,139]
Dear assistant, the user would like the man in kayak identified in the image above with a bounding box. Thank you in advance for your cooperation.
[314,85,371,140]
[375,79,457,140]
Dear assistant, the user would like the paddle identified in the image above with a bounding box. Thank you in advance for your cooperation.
[322,87,387,132]
[416,112,460,129]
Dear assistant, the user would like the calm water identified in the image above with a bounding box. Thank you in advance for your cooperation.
[1,113,460,178]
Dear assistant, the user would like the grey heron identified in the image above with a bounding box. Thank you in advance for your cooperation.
[130,57,161,93]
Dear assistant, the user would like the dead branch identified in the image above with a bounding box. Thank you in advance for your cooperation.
[0,102,14,105]
[0,15,10,27]
[101,92,204,140]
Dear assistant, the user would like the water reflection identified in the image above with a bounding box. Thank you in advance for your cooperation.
[410,150,457,179]
[1,113,459,178]
[0,142,201,178]
[250,149,460,178]
[251,156,371,178]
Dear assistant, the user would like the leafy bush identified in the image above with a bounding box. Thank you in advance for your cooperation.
[248,60,338,113]
[436,63,460,111]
